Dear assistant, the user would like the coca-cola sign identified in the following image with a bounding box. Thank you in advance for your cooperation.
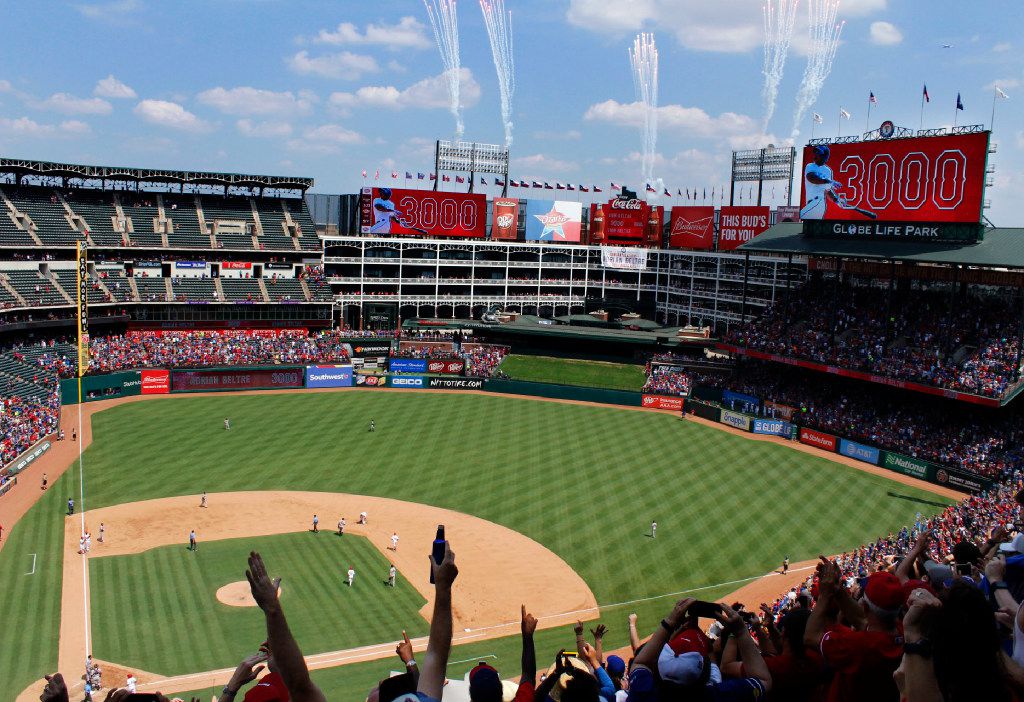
[611,198,643,210]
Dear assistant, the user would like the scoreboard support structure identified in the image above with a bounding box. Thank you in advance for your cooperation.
[434,140,510,197]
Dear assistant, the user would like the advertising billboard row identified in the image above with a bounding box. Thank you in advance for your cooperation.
[590,198,663,246]
[171,368,304,392]
[799,131,989,225]
[305,365,353,388]
[491,198,519,240]
[360,187,487,238]
[524,199,583,242]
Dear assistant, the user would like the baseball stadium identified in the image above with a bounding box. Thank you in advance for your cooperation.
[2,3,1023,702]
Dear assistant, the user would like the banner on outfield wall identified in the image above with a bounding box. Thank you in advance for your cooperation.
[717,206,770,251]
[428,377,484,390]
[355,374,387,387]
[601,247,649,271]
[141,369,170,395]
[878,451,992,494]
[7,441,50,476]
[686,399,721,422]
[838,438,880,464]
[172,368,303,392]
[723,390,760,414]
[752,418,792,437]
[388,375,426,388]
[720,410,752,431]
[764,401,797,421]
[389,358,428,373]
[60,370,142,405]
[305,365,353,388]
[642,395,684,411]
[799,427,837,452]
[426,359,465,375]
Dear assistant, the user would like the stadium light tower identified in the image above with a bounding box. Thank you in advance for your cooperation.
[434,140,510,196]
[729,145,797,205]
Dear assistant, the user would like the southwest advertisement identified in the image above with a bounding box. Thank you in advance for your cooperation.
[717,206,770,251]
[359,187,486,238]
[668,206,715,249]
[305,365,353,388]
[491,198,520,240]
[799,131,989,225]
[524,200,583,242]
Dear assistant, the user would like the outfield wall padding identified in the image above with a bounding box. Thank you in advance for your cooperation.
[60,371,142,405]
[483,378,643,407]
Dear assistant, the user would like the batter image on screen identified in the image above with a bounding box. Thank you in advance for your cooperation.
[800,145,877,220]
[370,188,400,233]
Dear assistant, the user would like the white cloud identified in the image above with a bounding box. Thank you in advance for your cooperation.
[0,116,90,137]
[567,0,884,53]
[286,123,364,154]
[133,99,211,132]
[0,80,12,93]
[286,51,379,79]
[197,87,316,116]
[315,16,431,50]
[75,0,139,19]
[869,21,903,46]
[993,42,1012,53]
[985,78,1020,92]
[94,75,137,99]
[36,92,113,115]
[236,119,293,138]
[513,154,578,173]
[584,99,760,139]
[328,68,480,112]
[534,129,583,141]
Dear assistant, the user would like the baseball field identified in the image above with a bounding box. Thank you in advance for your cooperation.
[0,388,956,701]
[497,354,646,391]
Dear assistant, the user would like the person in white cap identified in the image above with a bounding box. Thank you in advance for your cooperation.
[347,566,356,587]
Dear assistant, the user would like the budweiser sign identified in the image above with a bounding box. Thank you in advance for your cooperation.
[669,206,715,250]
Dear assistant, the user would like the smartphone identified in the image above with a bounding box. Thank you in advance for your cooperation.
[428,524,446,584]
[687,601,724,618]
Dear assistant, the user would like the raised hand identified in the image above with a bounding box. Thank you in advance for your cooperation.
[521,605,538,636]
[396,630,415,663]
[227,651,268,692]
[40,673,68,702]
[579,642,600,669]
[573,620,584,636]
[666,597,696,630]
[589,624,608,640]
[246,551,282,612]
[430,541,458,588]
[715,603,745,635]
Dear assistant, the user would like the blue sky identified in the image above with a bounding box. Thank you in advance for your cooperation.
[0,0,1021,223]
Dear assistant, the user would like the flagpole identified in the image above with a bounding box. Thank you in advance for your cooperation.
[810,116,816,140]
[837,107,842,139]
[920,90,925,130]
[866,97,871,132]
[991,88,998,132]
[953,100,958,129]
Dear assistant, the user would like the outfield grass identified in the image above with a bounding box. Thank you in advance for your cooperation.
[90,532,427,675]
[497,354,646,391]
[0,391,953,700]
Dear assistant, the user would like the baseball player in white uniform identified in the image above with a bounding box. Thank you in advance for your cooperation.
[347,566,356,587]
[800,144,841,220]
[390,532,399,551]
[370,189,402,234]
[359,511,368,525]
[651,521,657,539]
[338,517,346,536]
[388,564,397,587]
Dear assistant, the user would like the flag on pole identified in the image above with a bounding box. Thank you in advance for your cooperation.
[956,93,964,111]
[646,183,656,193]
[405,171,413,179]
[813,112,823,124]
[544,182,553,189]
[664,188,671,196]
[455,176,465,183]
[374,169,380,180]
[611,182,619,189]
[677,189,682,197]
[840,108,851,120]
[593,185,602,193]
[923,84,930,102]
[996,87,1010,99]
[531,181,541,188]
[869,92,877,104]
[567,184,575,191]
[361,170,367,178]
[442,175,450,182]
[417,172,425,179]
[556,182,565,190]
[429,173,436,180]
[580,185,589,192]
[391,171,398,179]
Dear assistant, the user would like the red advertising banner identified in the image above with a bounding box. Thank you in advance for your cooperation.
[171,368,304,392]
[141,369,170,394]
[774,205,801,223]
[222,262,252,270]
[426,358,465,375]
[491,198,519,240]
[799,132,989,223]
[642,395,684,411]
[799,427,837,452]
[669,206,715,249]
[717,206,770,251]
[645,205,664,246]
[360,187,486,238]
[602,197,649,244]
[588,203,605,244]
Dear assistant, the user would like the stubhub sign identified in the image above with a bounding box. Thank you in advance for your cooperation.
[305,365,353,388]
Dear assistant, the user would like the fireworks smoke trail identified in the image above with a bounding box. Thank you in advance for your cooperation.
[762,0,799,131]
[792,0,844,138]
[629,32,659,195]
[424,0,464,139]
[480,0,515,147]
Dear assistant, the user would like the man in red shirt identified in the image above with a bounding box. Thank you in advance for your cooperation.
[805,557,904,702]
[219,643,289,702]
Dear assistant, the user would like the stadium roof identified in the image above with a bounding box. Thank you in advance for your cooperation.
[0,157,314,189]
[740,223,1024,269]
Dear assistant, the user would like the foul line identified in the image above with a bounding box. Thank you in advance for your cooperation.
[26,553,36,575]
[448,654,497,667]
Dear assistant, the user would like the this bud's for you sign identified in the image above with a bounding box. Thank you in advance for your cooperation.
[717,206,770,251]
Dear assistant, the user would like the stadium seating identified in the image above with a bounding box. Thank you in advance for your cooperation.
[169,277,216,302]
[163,196,210,249]
[263,276,305,302]
[133,276,169,302]
[219,277,265,302]
[65,191,126,247]
[123,199,165,248]
[6,190,83,247]
[5,271,69,307]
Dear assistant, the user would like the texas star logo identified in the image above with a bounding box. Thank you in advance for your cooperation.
[533,205,572,240]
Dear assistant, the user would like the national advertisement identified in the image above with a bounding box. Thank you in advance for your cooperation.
[799,427,837,452]
[669,206,715,250]
[720,410,752,431]
[752,418,792,437]
[838,438,880,464]
[389,358,428,373]
[388,375,427,388]
[799,131,989,225]
[601,247,649,271]
[305,365,353,388]
[525,200,583,242]
[426,359,465,375]
[642,395,684,411]
[141,369,170,395]
[881,451,930,480]
[717,206,770,251]
[878,450,991,494]
[428,377,484,390]
[359,187,486,238]
[171,368,303,392]
[491,198,520,240]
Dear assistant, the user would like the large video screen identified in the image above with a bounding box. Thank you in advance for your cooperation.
[525,200,583,242]
[799,132,989,224]
[360,187,486,238]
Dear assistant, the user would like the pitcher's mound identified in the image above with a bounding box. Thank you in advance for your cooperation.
[216,581,280,607]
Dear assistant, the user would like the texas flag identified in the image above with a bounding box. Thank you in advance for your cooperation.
[455,176,465,183]
[923,84,930,103]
